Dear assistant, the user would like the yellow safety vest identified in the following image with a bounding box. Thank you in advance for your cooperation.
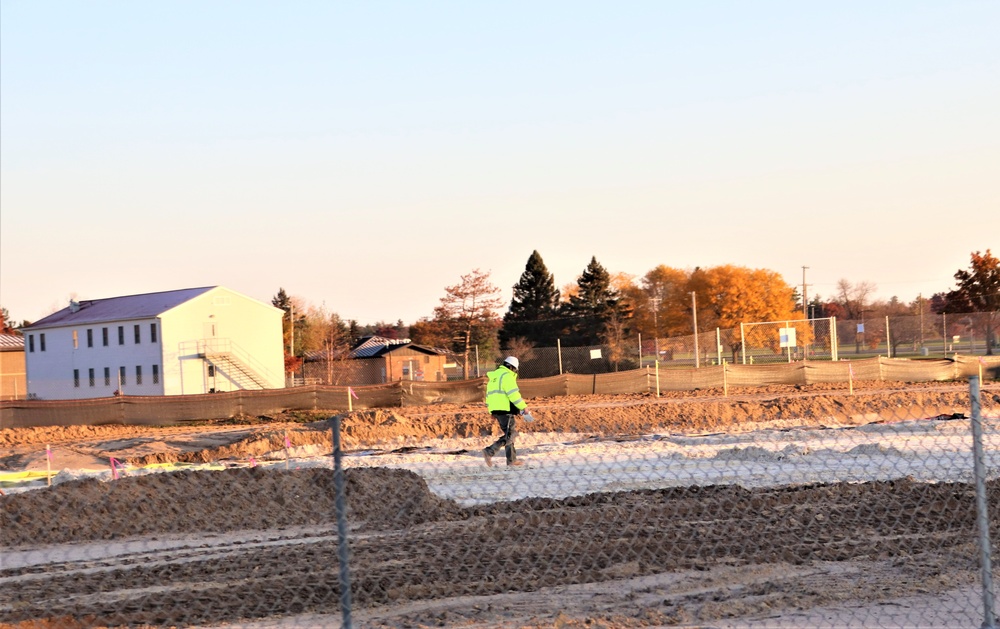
[484,366,526,413]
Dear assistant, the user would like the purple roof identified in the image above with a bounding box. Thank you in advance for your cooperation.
[0,333,24,350]
[25,287,217,330]
[349,335,446,359]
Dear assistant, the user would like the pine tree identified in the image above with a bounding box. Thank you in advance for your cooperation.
[500,250,561,347]
[948,250,1000,354]
[562,256,630,345]
[271,288,291,313]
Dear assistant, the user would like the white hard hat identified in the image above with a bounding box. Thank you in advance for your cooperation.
[503,356,519,371]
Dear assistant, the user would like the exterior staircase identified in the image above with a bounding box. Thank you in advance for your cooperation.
[189,339,275,390]
[202,351,269,389]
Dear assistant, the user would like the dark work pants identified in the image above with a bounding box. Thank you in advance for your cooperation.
[485,413,517,464]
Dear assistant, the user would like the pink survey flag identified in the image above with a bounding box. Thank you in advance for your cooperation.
[349,387,359,400]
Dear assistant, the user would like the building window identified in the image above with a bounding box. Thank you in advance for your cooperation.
[207,365,215,378]
[118,326,125,345]
[74,369,80,388]
[135,365,142,385]
[134,324,141,344]
[89,368,95,387]
[28,335,34,352]
[87,329,94,348]
[102,327,109,346]
[150,323,158,343]
[152,364,160,384]
[73,330,79,349]
[40,333,46,351]
[119,366,126,386]
[104,367,111,386]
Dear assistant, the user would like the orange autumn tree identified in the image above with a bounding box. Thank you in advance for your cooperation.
[624,265,693,340]
[698,265,806,355]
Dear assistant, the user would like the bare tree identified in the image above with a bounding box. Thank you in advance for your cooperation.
[501,336,537,375]
[835,279,876,320]
[600,309,632,372]
[298,305,352,384]
[433,269,504,378]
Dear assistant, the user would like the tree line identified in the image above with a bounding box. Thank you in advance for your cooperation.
[263,249,998,369]
[1,251,995,366]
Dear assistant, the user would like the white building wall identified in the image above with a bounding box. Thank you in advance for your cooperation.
[25,319,165,400]
[25,286,284,400]
[160,287,284,395]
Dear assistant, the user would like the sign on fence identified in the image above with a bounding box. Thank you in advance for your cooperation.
[779,327,797,348]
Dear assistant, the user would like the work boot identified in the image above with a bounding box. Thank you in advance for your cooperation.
[508,460,524,467]
[483,449,494,467]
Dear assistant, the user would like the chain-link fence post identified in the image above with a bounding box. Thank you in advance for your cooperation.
[330,413,353,629]
[970,375,997,628]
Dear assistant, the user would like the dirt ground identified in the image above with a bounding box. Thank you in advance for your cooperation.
[1,381,999,628]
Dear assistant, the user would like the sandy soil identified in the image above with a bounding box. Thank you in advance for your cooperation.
[1,380,998,628]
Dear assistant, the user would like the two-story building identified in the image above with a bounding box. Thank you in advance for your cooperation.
[23,286,284,400]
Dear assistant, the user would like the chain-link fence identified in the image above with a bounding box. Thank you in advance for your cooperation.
[649,311,998,369]
[1,378,999,627]
[288,310,996,381]
[5,311,993,401]
[4,356,998,429]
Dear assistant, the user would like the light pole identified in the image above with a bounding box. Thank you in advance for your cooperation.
[802,266,809,319]
[650,295,662,360]
[691,292,700,368]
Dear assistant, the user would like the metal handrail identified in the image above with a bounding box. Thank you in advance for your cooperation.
[179,338,280,387]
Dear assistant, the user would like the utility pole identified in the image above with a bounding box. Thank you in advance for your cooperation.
[691,291,700,369]
[918,293,924,350]
[802,265,811,360]
[802,266,810,319]
[651,295,661,360]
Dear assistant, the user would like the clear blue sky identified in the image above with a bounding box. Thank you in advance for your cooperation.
[2,1,997,325]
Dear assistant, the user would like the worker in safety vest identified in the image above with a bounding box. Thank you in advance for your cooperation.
[482,356,534,467]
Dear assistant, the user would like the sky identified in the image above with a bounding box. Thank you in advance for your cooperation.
[2,1,998,327]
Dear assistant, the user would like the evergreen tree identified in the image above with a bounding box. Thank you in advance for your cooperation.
[561,256,630,345]
[500,250,561,346]
[271,288,291,313]
[947,249,1000,354]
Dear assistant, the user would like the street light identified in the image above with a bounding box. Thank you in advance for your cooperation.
[650,295,662,360]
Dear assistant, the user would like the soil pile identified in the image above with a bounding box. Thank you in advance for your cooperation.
[0,467,993,628]
[0,467,464,547]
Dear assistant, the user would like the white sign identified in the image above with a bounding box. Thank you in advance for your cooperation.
[857,323,865,333]
[779,327,797,348]
[589,349,602,359]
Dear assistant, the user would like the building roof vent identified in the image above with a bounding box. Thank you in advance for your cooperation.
[69,300,80,313]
